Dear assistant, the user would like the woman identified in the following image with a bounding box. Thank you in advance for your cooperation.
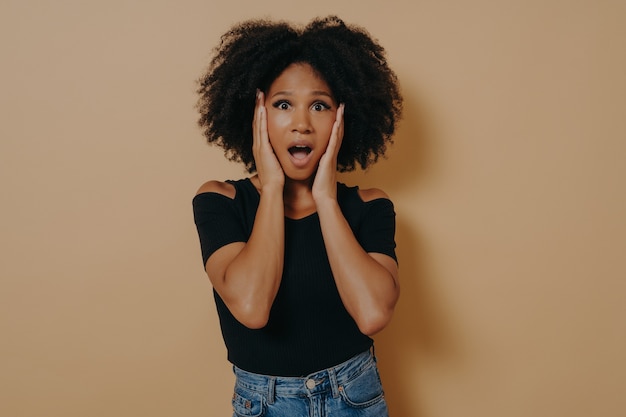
[193,15,403,416]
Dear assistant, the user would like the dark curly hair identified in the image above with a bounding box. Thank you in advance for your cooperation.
[196,16,403,173]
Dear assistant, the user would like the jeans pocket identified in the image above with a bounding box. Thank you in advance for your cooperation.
[338,365,385,409]
[232,386,265,417]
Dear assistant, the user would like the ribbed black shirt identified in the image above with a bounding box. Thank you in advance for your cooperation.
[192,178,397,376]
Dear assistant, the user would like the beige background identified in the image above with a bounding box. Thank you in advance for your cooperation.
[2,1,625,416]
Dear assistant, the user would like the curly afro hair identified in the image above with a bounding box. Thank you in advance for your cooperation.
[196,15,403,173]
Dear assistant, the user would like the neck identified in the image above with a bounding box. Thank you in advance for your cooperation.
[281,178,312,219]
[283,176,313,200]
[250,175,335,219]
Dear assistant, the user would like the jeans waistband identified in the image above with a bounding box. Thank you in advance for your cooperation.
[233,349,377,404]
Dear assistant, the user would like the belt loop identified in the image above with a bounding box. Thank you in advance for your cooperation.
[267,377,276,405]
[328,367,340,398]
[370,345,377,362]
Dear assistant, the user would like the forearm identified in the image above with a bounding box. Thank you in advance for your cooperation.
[221,186,284,327]
[316,199,399,335]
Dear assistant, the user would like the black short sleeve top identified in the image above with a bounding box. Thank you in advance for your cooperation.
[192,178,397,376]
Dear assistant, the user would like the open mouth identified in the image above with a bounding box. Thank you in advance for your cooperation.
[288,145,312,160]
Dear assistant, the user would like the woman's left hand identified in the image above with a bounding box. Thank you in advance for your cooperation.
[313,104,344,203]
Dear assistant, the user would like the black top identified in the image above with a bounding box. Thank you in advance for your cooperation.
[192,178,397,376]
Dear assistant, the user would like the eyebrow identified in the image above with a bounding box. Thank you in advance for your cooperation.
[270,90,334,99]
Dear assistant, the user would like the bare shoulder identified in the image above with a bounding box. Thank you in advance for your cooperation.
[357,187,391,202]
[195,180,236,199]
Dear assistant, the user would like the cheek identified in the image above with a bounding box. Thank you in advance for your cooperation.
[266,112,289,139]
[318,118,335,141]
[265,118,287,153]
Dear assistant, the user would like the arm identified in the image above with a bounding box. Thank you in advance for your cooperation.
[202,91,285,329]
[313,105,400,336]
[315,193,400,336]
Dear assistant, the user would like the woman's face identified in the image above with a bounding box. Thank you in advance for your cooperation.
[264,63,338,181]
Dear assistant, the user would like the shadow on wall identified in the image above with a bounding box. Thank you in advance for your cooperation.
[341,87,458,416]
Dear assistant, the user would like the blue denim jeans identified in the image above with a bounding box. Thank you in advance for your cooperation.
[231,349,389,417]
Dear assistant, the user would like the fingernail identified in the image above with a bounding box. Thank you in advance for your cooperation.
[256,89,260,99]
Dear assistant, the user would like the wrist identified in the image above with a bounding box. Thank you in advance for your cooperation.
[314,195,338,212]
[260,182,284,196]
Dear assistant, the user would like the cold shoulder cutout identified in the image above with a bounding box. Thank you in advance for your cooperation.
[357,187,390,202]
[196,180,237,199]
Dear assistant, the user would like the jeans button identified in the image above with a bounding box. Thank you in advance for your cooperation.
[306,379,316,389]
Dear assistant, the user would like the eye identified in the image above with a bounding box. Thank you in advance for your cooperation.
[272,100,291,110]
[311,101,331,112]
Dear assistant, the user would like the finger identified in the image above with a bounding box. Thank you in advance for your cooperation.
[328,103,345,158]
[336,103,345,144]
[253,90,265,149]
[258,92,268,145]
[253,90,260,144]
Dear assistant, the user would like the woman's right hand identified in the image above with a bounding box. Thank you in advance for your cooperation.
[253,90,284,190]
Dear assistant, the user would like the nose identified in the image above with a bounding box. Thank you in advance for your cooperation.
[291,107,312,134]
